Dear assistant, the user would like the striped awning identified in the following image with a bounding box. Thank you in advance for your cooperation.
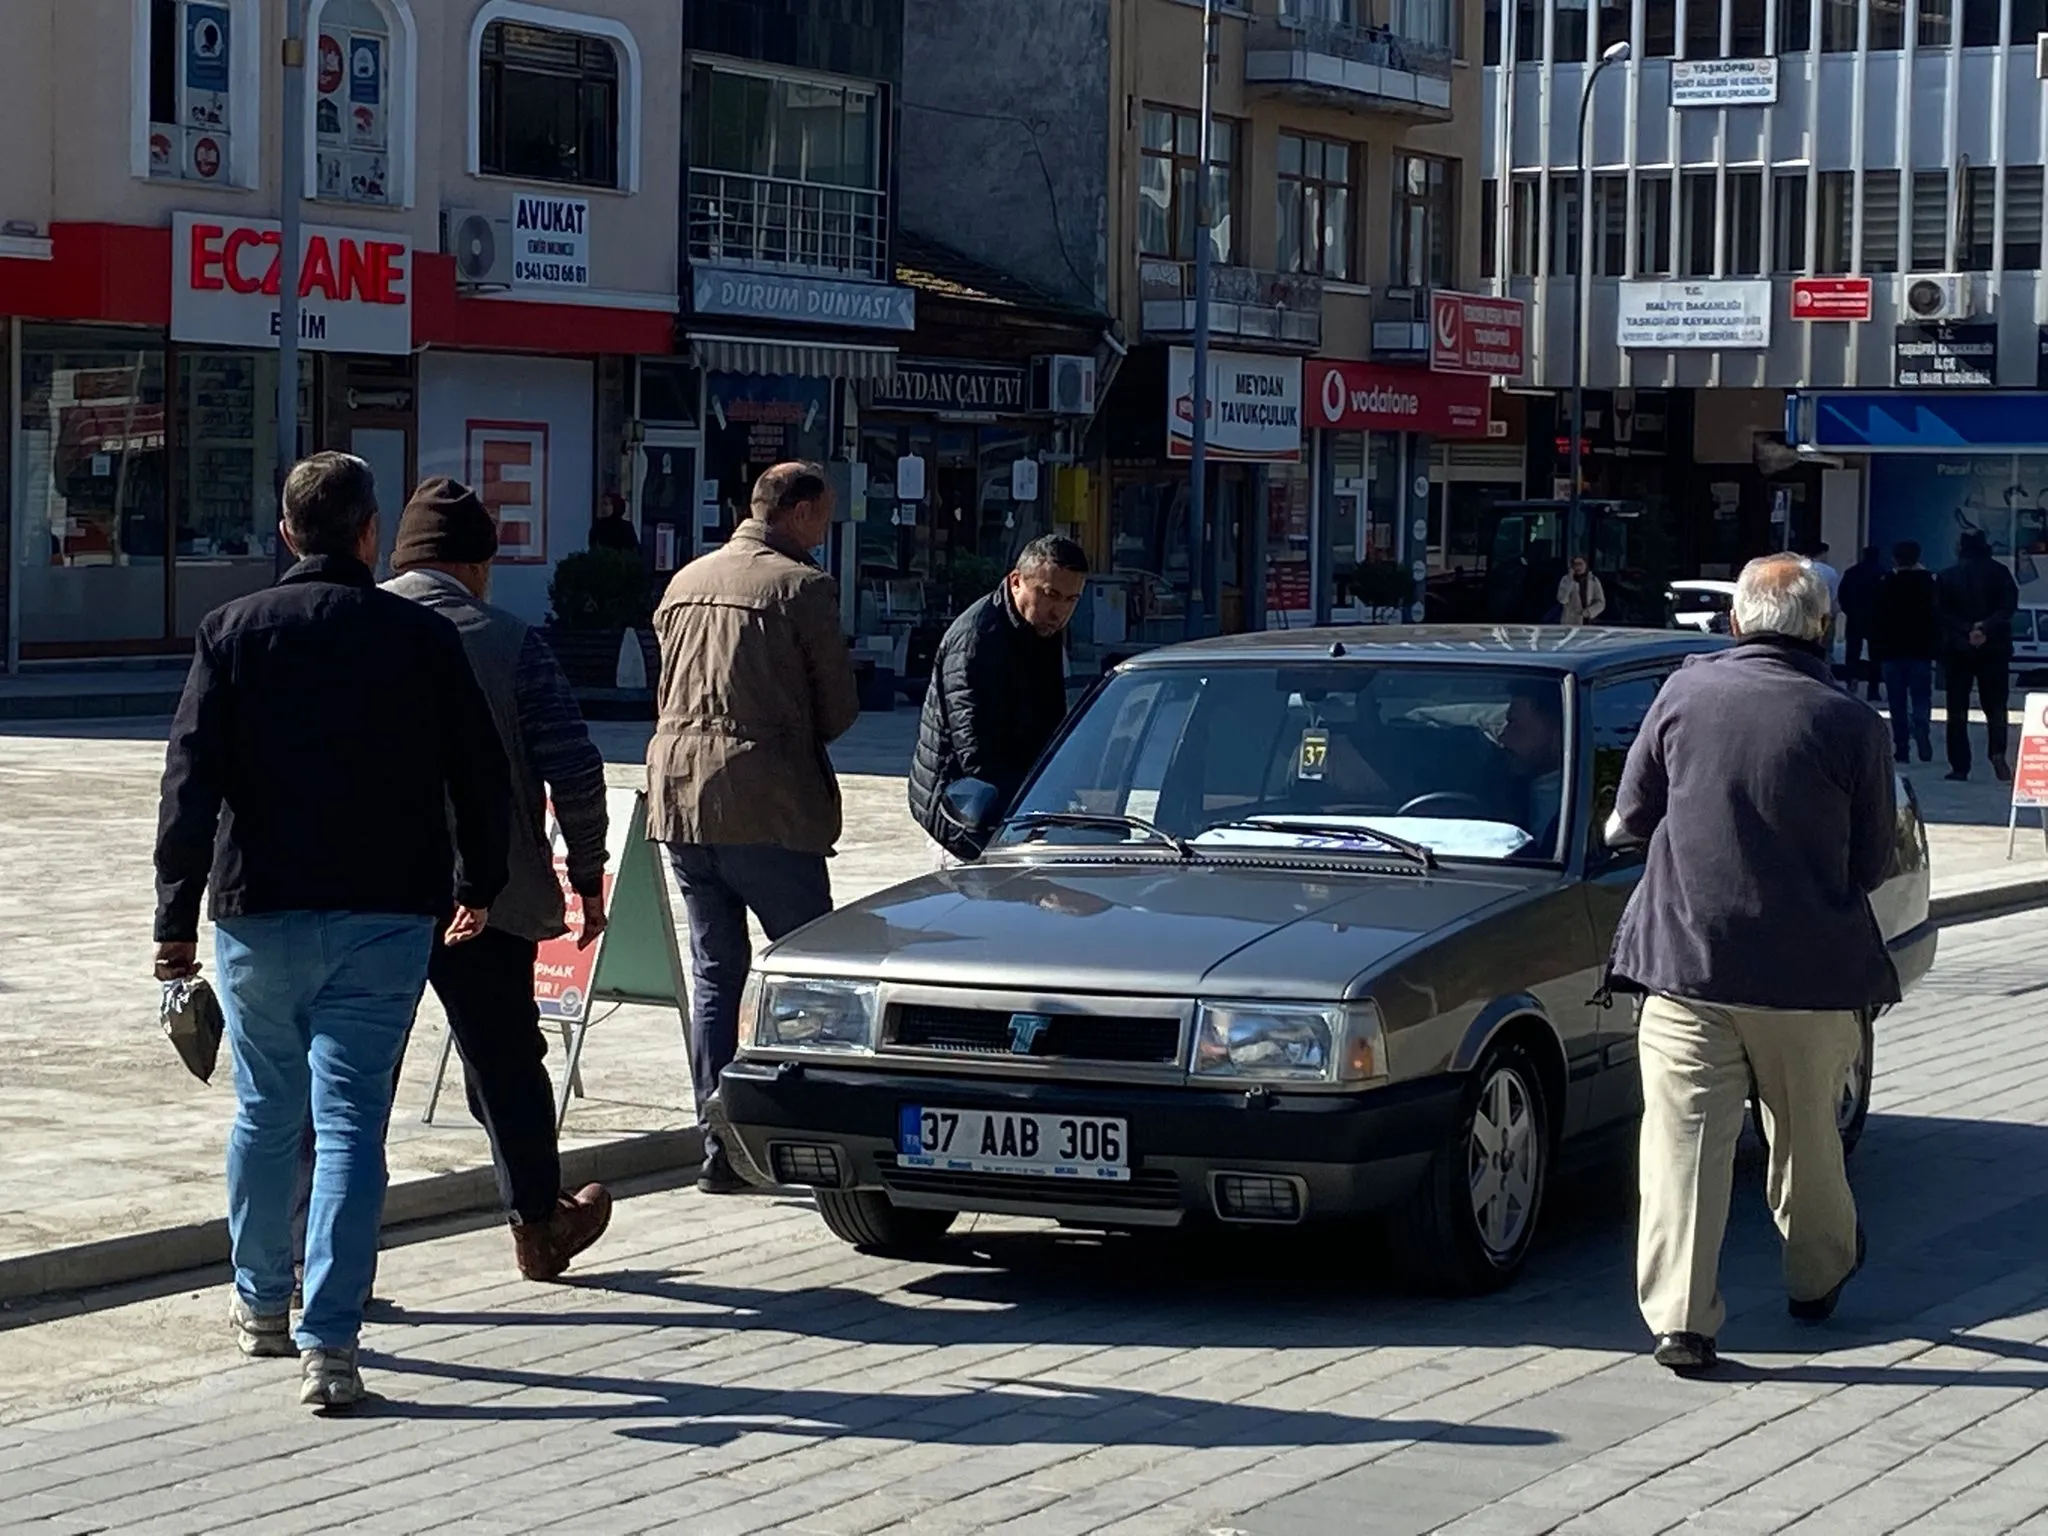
[687,333,899,381]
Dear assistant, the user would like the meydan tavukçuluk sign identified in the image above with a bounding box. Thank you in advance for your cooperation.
[1167,346,1303,462]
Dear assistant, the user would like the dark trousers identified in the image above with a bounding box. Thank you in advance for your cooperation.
[666,843,833,1158]
[1844,622,1878,696]
[1945,647,2013,775]
[1883,659,1935,760]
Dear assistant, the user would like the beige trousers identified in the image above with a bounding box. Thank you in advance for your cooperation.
[1636,994,1863,1339]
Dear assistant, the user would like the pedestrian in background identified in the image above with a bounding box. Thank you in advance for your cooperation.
[589,491,641,556]
[1837,545,1886,701]
[1871,541,1940,766]
[1557,554,1606,627]
[647,462,859,1194]
[386,478,615,1281]
[1606,555,1896,1377]
[153,452,509,1411]
[1938,529,2020,782]
[910,536,1090,865]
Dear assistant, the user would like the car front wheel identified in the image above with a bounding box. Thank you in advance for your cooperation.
[1751,1011,1874,1160]
[814,1189,957,1255]
[1388,1041,1551,1294]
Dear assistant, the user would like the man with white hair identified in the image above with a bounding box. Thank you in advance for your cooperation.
[1606,554,1898,1377]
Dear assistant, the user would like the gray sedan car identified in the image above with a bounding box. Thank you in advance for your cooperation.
[719,627,1936,1292]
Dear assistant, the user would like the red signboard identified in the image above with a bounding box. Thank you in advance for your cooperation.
[1307,359,1492,438]
[1430,291,1527,377]
[1791,276,1874,322]
[2012,694,2048,809]
[534,863,612,1021]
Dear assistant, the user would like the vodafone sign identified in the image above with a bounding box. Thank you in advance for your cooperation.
[1309,359,1491,438]
[1429,291,1527,378]
[171,212,412,355]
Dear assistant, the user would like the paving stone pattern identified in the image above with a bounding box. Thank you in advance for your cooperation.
[3,910,2047,1533]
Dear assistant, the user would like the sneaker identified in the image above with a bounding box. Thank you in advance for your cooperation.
[696,1146,749,1196]
[1994,756,2013,783]
[513,1184,615,1282]
[230,1293,294,1359]
[1652,1332,1718,1376]
[299,1347,363,1412]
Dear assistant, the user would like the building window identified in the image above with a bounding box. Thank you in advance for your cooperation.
[1911,171,1951,271]
[1964,165,1997,268]
[1556,0,1589,61]
[1778,0,1813,50]
[478,20,620,187]
[1730,0,1768,54]
[147,0,235,183]
[1392,153,1456,288]
[1680,172,1716,276]
[689,63,884,279]
[1510,175,1540,276]
[1139,107,1238,266]
[1481,177,1498,278]
[1863,170,1902,273]
[1549,174,1581,276]
[2006,166,2046,269]
[1644,0,1677,55]
[1685,0,1722,57]
[1484,0,1501,63]
[1597,0,1631,53]
[1869,0,1905,47]
[1637,174,1673,274]
[1593,174,1628,275]
[1277,133,1355,280]
[1920,0,1953,47]
[1772,171,1809,272]
[1728,170,1763,275]
[1817,170,1854,273]
[313,0,393,204]
[1820,0,1858,49]
[1957,0,2044,45]
[1514,0,1541,59]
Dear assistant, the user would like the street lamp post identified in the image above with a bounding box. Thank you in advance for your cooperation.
[1569,39,1631,561]
[275,0,308,577]
[1186,0,1218,640]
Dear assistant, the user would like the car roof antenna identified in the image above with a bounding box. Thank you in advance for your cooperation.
[1329,641,1347,659]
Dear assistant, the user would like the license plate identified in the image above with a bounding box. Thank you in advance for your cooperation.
[897,1106,1130,1182]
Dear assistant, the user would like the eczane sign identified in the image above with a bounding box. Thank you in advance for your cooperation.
[171,212,412,354]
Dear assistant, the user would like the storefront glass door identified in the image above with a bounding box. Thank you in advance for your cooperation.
[174,351,297,635]
[634,437,699,585]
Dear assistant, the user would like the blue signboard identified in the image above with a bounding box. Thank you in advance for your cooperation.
[185,3,230,94]
[348,35,381,104]
[1791,391,2048,454]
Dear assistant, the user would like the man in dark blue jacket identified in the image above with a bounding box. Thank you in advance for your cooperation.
[153,452,509,1412]
[1608,555,1896,1378]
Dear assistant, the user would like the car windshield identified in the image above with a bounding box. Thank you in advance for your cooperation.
[999,663,1571,863]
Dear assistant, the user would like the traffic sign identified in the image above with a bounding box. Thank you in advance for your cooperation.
[1791,276,1873,322]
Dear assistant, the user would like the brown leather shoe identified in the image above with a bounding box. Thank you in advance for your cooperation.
[513,1184,614,1281]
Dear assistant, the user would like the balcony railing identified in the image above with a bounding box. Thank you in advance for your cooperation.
[1140,260,1324,349]
[1244,14,1455,116]
[687,169,889,283]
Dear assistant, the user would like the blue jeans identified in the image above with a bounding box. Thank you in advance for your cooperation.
[215,913,434,1350]
[1883,659,1934,760]
[665,844,832,1158]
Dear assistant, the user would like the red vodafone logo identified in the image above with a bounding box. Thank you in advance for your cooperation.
[1319,365,1347,426]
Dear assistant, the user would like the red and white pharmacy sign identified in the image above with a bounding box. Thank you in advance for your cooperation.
[170,211,412,355]
[467,420,550,564]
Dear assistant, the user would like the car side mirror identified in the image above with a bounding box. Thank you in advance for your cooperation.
[940,777,1003,838]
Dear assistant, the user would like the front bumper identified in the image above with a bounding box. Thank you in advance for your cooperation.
[718,1060,1465,1227]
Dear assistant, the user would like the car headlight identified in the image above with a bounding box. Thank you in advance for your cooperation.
[1192,1001,1388,1083]
[752,977,878,1053]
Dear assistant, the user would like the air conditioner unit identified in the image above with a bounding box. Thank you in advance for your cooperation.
[1034,354,1099,415]
[1903,273,1974,321]
[441,208,513,287]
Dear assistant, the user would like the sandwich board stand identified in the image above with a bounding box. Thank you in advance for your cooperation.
[2005,693,2048,859]
[423,789,691,1132]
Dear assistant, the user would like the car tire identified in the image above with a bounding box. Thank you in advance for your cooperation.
[1750,1010,1874,1161]
[814,1190,957,1254]
[1388,1039,1551,1295]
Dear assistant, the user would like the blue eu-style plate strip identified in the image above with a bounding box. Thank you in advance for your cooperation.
[897,1104,922,1156]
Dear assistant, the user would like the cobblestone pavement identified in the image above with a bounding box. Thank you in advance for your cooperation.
[3,909,2046,1535]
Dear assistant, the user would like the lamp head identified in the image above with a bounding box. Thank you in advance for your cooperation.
[1600,39,1633,63]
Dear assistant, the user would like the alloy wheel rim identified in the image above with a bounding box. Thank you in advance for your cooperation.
[1838,1039,1868,1134]
[1468,1066,1540,1260]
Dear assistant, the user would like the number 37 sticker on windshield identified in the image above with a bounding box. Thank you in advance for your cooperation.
[1298,727,1329,781]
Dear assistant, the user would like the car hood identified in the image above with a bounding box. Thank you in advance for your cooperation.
[763,858,1547,998]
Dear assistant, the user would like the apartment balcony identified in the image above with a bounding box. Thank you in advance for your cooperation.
[687,168,889,283]
[1244,14,1454,119]
[1139,260,1324,350]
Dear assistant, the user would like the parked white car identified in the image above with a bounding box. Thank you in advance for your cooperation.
[1667,580,1737,634]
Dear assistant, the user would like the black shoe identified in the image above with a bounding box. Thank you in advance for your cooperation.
[1895,752,1910,765]
[1790,1225,1866,1323]
[1945,770,1971,782]
[1918,744,1933,763]
[696,1147,749,1195]
[1652,1332,1718,1376]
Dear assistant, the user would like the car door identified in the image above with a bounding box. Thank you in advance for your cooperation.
[1577,668,1675,1128]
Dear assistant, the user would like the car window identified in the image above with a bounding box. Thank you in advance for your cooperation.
[2014,610,2040,644]
[1588,673,1668,859]
[1007,663,1572,862]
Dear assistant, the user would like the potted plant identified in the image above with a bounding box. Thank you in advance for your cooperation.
[545,549,657,697]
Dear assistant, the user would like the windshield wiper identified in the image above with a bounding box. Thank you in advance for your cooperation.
[1207,817,1440,871]
[1010,810,1200,859]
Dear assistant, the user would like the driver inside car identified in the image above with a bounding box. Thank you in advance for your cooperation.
[1497,684,1565,850]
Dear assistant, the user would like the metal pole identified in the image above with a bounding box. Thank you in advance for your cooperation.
[1570,43,1629,563]
[1187,0,1217,640]
[275,0,307,577]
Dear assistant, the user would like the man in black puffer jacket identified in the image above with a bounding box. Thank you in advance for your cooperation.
[910,536,1090,861]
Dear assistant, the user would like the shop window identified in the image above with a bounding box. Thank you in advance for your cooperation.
[311,0,401,205]
[1777,0,1812,50]
[1863,170,1902,273]
[1772,172,1809,273]
[1920,0,1954,47]
[1637,175,1673,275]
[1728,170,1763,276]
[1685,0,1722,58]
[1911,171,1951,272]
[143,0,248,185]
[1391,153,1457,289]
[1644,0,1677,56]
[477,14,622,188]
[1277,133,1356,280]
[1139,107,1240,265]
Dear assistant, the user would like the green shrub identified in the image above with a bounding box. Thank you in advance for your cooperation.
[548,548,653,631]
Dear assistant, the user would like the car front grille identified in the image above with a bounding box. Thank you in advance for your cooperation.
[887,1003,1183,1064]
[877,1154,1184,1212]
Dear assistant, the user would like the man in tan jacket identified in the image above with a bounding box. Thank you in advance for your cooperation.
[648,462,860,1192]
